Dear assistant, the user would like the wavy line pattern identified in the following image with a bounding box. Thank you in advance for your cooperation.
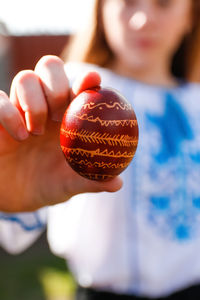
[83,101,132,111]
[61,128,138,147]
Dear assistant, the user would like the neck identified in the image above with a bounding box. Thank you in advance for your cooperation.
[108,58,178,88]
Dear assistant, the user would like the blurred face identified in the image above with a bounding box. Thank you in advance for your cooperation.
[102,0,192,74]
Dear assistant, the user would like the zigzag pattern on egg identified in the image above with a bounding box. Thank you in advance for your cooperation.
[61,146,135,158]
[60,87,139,181]
[70,114,137,127]
[66,157,131,169]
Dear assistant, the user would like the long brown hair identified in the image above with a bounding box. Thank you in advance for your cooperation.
[62,0,200,82]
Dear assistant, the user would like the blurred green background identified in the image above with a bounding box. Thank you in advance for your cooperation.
[0,231,77,300]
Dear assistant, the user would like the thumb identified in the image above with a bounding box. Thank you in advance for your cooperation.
[71,71,101,98]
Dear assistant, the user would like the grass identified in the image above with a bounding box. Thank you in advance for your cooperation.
[0,231,77,300]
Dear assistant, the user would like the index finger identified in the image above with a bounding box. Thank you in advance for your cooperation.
[35,55,70,122]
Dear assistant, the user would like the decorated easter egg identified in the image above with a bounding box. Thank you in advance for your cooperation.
[60,87,139,181]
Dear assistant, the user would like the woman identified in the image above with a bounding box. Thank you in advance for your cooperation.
[1,0,200,299]
[49,0,200,299]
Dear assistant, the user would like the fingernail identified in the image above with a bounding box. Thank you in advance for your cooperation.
[18,126,29,140]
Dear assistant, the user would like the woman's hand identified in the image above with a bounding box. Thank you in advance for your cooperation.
[0,55,122,212]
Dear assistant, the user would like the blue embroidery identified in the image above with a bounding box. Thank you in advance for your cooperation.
[190,152,200,163]
[150,196,170,211]
[143,92,200,241]
[0,212,45,231]
[193,198,200,209]
[175,224,190,240]
[146,93,193,163]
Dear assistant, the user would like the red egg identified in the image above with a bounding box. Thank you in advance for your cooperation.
[60,87,139,181]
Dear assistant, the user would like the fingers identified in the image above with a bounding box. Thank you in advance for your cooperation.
[70,174,123,196]
[9,55,101,136]
[92,176,123,193]
[72,71,101,96]
[0,91,29,141]
[35,55,69,121]
[10,70,48,135]
[10,55,70,136]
